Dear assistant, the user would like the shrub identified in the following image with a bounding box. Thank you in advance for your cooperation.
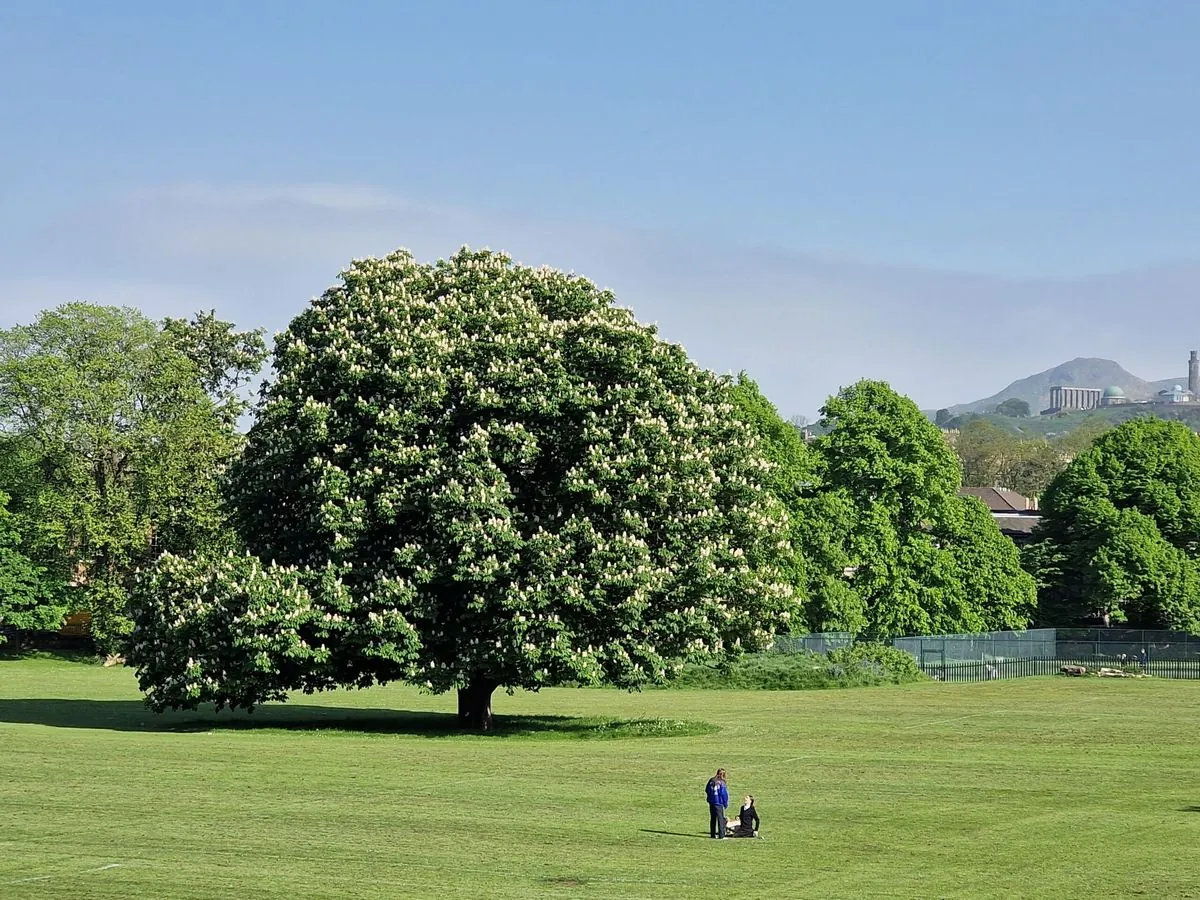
[666,644,927,691]
[826,642,926,683]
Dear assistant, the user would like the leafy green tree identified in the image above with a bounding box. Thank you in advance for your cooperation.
[162,309,267,424]
[131,248,797,728]
[995,398,1031,418]
[0,304,263,650]
[727,374,809,602]
[955,418,1014,488]
[934,408,952,428]
[793,489,865,634]
[726,375,869,634]
[943,412,982,431]
[1051,416,1113,459]
[953,419,1064,498]
[1001,439,1063,499]
[955,422,1070,504]
[813,380,1035,638]
[1025,418,1200,628]
[938,495,1038,631]
[0,490,63,643]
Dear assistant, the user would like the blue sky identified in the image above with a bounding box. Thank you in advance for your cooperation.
[3,1,1199,414]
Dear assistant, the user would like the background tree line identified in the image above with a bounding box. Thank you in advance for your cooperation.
[944,417,1113,500]
[0,290,1034,663]
[0,305,266,650]
[1,248,1195,725]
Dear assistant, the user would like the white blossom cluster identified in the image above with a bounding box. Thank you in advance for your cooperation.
[145,247,797,705]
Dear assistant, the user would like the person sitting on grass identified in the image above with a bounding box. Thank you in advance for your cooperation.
[726,795,760,838]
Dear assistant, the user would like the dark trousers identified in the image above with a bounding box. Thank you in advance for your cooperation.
[709,803,727,838]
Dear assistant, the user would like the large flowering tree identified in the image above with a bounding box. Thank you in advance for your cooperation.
[131,248,796,728]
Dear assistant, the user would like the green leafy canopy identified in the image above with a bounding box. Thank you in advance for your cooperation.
[812,380,1035,639]
[1025,417,1200,629]
[0,490,64,642]
[0,303,266,650]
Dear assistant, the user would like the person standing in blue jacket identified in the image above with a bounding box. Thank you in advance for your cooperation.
[706,768,729,839]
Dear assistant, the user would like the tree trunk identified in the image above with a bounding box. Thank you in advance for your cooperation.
[457,676,498,731]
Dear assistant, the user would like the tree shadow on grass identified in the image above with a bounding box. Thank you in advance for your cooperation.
[638,829,710,839]
[0,648,101,664]
[1179,806,1200,813]
[0,698,716,740]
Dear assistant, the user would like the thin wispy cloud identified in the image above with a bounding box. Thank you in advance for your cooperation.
[2,183,1198,417]
[132,183,407,213]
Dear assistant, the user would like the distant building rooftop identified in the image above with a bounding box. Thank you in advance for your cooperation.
[960,487,1041,545]
[994,516,1040,542]
[959,487,1038,512]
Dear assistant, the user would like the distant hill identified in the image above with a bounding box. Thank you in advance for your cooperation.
[941,357,1185,416]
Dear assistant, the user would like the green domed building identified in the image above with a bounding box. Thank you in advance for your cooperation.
[1100,385,1127,407]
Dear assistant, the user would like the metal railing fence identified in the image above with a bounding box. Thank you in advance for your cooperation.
[774,629,1200,681]
[920,657,1200,682]
[770,632,855,655]
[895,628,1056,663]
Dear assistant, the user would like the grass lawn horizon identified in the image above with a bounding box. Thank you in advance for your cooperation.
[3,659,1199,898]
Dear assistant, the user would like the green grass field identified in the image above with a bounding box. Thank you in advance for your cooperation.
[3,658,1199,899]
